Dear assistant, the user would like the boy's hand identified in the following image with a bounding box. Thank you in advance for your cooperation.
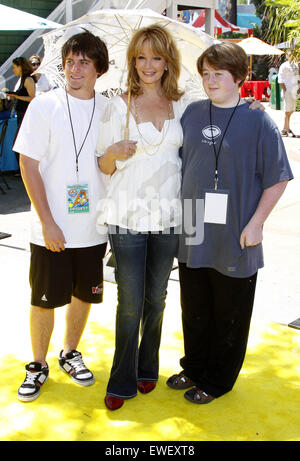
[42,222,66,252]
[240,222,263,249]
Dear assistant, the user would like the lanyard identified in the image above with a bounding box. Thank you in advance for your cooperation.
[66,90,96,180]
[209,96,240,190]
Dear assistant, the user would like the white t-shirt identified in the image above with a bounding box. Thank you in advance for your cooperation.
[278,61,299,97]
[35,74,53,94]
[14,88,109,248]
[96,95,188,232]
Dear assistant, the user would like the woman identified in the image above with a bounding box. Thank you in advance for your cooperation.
[7,57,36,167]
[8,57,36,127]
[97,25,185,410]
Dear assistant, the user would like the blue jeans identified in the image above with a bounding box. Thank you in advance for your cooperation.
[107,226,179,398]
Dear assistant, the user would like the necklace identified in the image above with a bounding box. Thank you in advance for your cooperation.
[133,96,172,155]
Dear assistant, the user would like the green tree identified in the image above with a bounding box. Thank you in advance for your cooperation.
[251,0,266,18]
[264,0,300,58]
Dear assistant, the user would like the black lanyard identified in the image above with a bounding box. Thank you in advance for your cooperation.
[209,96,240,190]
[66,90,96,179]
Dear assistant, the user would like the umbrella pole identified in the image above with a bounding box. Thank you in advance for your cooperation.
[124,87,131,141]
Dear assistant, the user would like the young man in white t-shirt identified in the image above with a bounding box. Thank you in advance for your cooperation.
[13,32,109,402]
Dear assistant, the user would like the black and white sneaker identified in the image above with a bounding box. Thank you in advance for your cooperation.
[18,362,49,402]
[58,350,94,386]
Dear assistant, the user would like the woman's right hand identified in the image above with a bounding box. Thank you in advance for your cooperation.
[98,140,137,175]
[105,140,137,162]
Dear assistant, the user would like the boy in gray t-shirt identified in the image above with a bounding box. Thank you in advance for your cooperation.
[167,43,293,404]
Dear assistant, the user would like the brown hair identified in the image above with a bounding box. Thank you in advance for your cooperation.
[12,57,37,82]
[126,24,184,101]
[61,31,109,76]
[197,42,248,87]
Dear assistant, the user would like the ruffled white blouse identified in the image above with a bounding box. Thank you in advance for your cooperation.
[96,95,188,232]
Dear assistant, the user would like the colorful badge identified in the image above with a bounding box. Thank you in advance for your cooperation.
[67,184,89,214]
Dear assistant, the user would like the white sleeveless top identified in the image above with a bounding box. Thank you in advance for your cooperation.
[96,95,189,232]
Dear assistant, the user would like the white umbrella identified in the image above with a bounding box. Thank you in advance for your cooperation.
[0,4,60,31]
[38,8,214,94]
[237,37,284,56]
[237,36,284,77]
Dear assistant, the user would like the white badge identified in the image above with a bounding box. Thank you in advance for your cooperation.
[204,190,228,225]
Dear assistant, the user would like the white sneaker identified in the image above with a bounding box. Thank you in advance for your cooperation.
[18,362,49,402]
[58,350,94,386]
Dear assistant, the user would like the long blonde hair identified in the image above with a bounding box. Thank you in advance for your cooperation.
[126,24,184,101]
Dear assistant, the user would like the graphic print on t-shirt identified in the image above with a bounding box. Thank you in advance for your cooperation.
[202,125,221,141]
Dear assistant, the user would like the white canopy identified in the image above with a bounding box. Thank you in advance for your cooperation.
[237,37,284,56]
[0,4,60,31]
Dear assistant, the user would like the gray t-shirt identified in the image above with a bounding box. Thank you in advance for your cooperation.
[178,99,293,278]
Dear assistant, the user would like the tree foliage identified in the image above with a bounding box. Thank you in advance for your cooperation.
[264,0,300,58]
[251,0,266,18]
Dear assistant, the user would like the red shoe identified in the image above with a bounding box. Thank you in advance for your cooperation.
[104,394,124,410]
[137,381,156,394]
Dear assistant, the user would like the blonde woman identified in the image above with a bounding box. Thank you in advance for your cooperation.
[97,25,185,410]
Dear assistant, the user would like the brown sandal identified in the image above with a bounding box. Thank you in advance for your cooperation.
[166,370,195,390]
[184,386,215,404]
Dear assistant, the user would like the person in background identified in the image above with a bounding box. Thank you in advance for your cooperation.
[268,65,278,84]
[7,57,36,127]
[29,54,53,95]
[167,42,293,405]
[6,57,36,168]
[278,51,300,137]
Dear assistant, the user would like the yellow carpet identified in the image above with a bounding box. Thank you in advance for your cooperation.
[0,282,299,442]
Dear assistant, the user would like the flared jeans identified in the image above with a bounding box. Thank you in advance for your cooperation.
[107,226,179,398]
